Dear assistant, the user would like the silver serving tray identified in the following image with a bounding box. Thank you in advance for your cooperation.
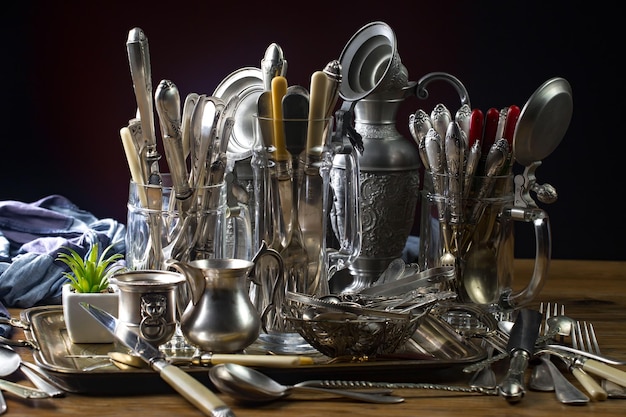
[21,305,484,394]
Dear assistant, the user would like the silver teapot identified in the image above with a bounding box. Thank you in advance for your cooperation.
[166,243,283,353]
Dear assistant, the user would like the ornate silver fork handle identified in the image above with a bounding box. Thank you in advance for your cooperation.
[300,380,498,396]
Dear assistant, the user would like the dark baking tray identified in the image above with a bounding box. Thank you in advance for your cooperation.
[21,305,484,395]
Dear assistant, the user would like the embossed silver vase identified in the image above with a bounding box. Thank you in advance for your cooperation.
[331,21,421,289]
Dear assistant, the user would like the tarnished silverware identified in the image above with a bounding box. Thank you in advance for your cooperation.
[497,308,542,403]
[299,379,498,396]
[462,109,482,201]
[126,27,160,186]
[155,79,192,207]
[286,291,412,320]
[444,121,464,252]
[261,42,287,91]
[0,379,49,399]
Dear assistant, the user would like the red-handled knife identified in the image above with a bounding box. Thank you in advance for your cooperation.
[481,107,499,156]
[503,105,521,146]
[468,108,484,148]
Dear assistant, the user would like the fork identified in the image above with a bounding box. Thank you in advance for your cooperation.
[529,303,559,392]
[574,322,626,386]
[576,322,626,398]
[567,321,608,401]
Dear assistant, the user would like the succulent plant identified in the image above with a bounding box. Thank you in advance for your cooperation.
[57,242,125,293]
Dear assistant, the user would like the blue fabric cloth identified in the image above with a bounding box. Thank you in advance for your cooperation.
[0,195,126,308]
[402,235,420,264]
[0,299,11,338]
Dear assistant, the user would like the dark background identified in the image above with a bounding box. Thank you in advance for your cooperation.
[2,1,623,260]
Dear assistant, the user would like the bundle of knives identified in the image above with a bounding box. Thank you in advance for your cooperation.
[409,103,520,257]
[251,43,347,310]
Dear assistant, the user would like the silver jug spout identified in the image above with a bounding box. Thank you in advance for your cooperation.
[165,259,206,306]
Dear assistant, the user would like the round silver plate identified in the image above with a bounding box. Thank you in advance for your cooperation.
[213,67,263,160]
[512,77,573,166]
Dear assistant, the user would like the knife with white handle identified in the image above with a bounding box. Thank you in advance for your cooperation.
[305,71,329,157]
[81,302,235,417]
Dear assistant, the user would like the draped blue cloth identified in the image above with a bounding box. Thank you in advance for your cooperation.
[0,195,125,308]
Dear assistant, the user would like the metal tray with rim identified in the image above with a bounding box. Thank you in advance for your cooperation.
[20,305,485,395]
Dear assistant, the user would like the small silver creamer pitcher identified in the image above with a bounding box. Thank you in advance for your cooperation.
[165,243,283,353]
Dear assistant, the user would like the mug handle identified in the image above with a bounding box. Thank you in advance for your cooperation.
[499,206,551,309]
[326,144,362,276]
[248,241,286,332]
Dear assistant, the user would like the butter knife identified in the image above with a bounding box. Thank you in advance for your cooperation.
[81,303,235,417]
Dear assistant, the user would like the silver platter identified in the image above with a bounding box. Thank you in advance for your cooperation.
[213,67,263,160]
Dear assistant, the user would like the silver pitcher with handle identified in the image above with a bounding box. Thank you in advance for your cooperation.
[165,242,283,353]
[331,21,470,291]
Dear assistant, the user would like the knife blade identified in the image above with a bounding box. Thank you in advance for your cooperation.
[80,302,235,417]
[497,308,542,402]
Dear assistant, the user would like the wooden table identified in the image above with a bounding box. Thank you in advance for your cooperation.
[4,259,626,416]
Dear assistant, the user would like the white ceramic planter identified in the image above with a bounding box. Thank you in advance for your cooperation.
[62,283,119,343]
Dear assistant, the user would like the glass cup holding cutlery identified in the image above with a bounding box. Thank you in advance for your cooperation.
[249,115,361,348]
[418,173,551,311]
[126,173,254,269]
[126,173,254,352]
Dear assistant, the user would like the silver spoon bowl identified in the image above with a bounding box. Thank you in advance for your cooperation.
[209,363,404,404]
[0,344,65,397]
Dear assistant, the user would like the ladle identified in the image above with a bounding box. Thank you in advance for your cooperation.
[209,363,404,404]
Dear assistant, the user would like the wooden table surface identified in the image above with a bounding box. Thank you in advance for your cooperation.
[4,259,626,416]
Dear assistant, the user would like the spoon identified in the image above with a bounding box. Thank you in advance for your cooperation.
[469,342,496,389]
[424,128,455,268]
[209,363,404,404]
[0,345,65,397]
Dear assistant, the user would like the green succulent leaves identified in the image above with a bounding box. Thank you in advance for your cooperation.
[57,243,124,293]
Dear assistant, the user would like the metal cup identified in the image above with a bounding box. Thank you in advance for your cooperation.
[112,270,185,347]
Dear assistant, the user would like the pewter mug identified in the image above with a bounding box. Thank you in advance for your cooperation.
[166,243,283,353]
[112,270,185,347]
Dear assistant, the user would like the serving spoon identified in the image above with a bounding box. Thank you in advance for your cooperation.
[209,363,404,404]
